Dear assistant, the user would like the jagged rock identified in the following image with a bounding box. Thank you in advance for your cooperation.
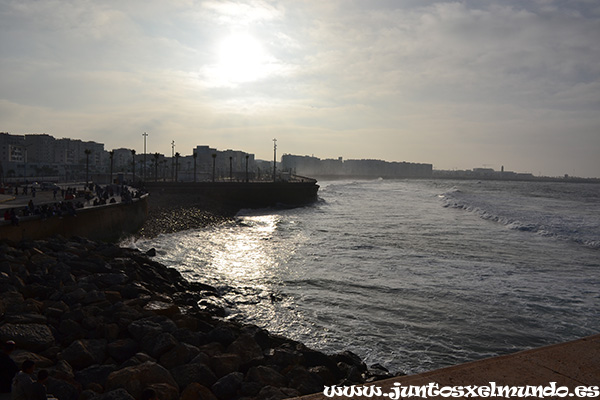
[207,325,237,346]
[180,383,218,400]
[105,361,178,399]
[211,372,243,400]
[147,383,179,400]
[0,322,55,352]
[169,362,216,389]
[246,366,287,388]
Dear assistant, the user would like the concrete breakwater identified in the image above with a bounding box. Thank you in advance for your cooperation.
[0,236,390,400]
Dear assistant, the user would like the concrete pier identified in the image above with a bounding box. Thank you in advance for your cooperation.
[298,334,600,399]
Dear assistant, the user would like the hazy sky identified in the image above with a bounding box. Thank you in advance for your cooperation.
[1,1,599,177]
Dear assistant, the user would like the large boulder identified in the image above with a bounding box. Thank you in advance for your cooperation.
[0,323,55,352]
[180,383,218,400]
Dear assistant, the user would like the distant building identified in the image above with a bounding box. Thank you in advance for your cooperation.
[281,154,433,179]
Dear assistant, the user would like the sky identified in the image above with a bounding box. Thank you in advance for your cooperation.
[1,0,599,177]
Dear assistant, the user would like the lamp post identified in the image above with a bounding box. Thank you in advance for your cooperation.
[171,141,175,181]
[229,156,233,181]
[273,138,277,182]
[109,150,114,184]
[131,149,136,184]
[175,152,180,182]
[142,132,148,180]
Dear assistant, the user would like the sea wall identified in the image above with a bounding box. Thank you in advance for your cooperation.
[0,196,148,243]
[143,181,319,210]
[0,237,390,400]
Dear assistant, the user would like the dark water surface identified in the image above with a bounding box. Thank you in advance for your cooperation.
[129,179,600,374]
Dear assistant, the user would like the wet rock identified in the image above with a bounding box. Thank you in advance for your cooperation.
[254,386,301,400]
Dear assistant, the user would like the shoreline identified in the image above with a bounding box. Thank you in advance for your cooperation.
[0,236,392,400]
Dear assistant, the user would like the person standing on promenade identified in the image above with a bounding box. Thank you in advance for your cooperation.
[11,360,35,400]
[0,341,18,400]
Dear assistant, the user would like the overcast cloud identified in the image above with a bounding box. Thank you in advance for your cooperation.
[1,0,599,177]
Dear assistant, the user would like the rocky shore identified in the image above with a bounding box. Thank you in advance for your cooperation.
[0,236,392,400]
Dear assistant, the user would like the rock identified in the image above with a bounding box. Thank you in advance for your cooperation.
[58,339,106,369]
[169,362,216,389]
[107,339,140,363]
[207,326,236,346]
[246,366,287,388]
[159,342,200,369]
[97,388,136,400]
[144,300,180,317]
[0,323,55,352]
[11,349,53,368]
[226,334,263,364]
[46,376,81,400]
[210,353,241,378]
[105,361,178,399]
[254,386,301,400]
[286,365,324,395]
[147,383,180,400]
[145,332,178,359]
[145,248,157,257]
[75,364,117,389]
[180,383,218,400]
[211,372,243,400]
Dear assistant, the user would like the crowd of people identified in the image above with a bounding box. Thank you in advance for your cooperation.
[1,183,146,226]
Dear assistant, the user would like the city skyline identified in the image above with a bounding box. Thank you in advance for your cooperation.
[1,1,599,178]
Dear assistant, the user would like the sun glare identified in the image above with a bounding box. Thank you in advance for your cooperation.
[215,33,272,85]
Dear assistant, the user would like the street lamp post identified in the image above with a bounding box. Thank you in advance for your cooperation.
[142,132,148,180]
[273,138,277,182]
[131,149,136,184]
[171,141,175,181]
[175,152,180,182]
[109,150,114,184]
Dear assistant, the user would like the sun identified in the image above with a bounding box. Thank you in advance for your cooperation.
[215,33,272,85]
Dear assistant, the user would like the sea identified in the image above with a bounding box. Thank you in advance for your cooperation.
[127,179,600,375]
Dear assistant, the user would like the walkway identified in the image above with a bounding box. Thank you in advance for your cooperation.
[298,334,600,399]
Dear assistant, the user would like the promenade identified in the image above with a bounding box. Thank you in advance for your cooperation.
[298,334,600,399]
